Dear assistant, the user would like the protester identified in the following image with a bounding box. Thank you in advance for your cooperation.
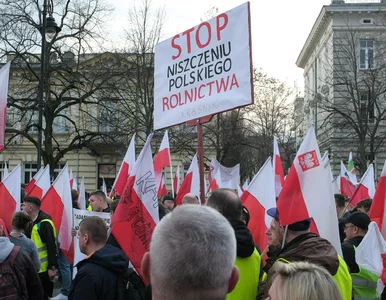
[267,261,342,300]
[141,204,239,300]
[88,190,110,212]
[356,198,372,214]
[257,208,352,300]
[181,193,200,204]
[0,224,44,300]
[71,189,80,209]
[22,196,58,300]
[335,193,350,242]
[9,211,40,271]
[161,194,175,211]
[69,216,129,300]
[341,211,379,299]
[265,208,284,257]
[206,188,261,300]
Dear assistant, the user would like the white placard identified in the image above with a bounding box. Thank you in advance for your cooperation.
[72,209,111,278]
[154,2,253,130]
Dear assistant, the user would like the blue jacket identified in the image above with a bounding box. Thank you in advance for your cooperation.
[69,244,129,300]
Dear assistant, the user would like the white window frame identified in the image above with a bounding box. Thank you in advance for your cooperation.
[359,40,374,70]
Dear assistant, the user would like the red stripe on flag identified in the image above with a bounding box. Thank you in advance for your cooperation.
[275,155,285,186]
[154,148,170,171]
[349,184,370,206]
[114,162,129,196]
[41,187,64,232]
[0,183,16,233]
[369,176,386,236]
[241,191,268,250]
[175,172,193,206]
[340,177,356,198]
[27,185,44,200]
[276,165,309,226]
[24,178,37,195]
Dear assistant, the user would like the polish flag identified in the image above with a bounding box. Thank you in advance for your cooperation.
[110,133,136,196]
[175,154,199,206]
[276,127,341,254]
[157,174,168,198]
[242,179,249,191]
[207,159,240,191]
[24,167,43,194]
[340,162,357,197]
[154,130,172,196]
[173,165,180,195]
[69,168,77,190]
[0,62,11,151]
[78,177,86,210]
[3,162,8,179]
[369,160,386,239]
[111,134,159,282]
[350,164,375,206]
[241,158,276,251]
[0,165,21,232]
[273,136,285,197]
[41,165,73,251]
[27,165,51,200]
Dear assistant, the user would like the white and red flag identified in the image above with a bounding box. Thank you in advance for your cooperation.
[349,164,375,206]
[153,130,172,197]
[111,134,159,282]
[157,173,168,199]
[276,127,341,254]
[173,165,180,195]
[208,158,240,191]
[78,177,86,210]
[110,133,136,197]
[175,154,199,206]
[0,165,21,232]
[69,168,77,190]
[369,160,386,239]
[273,136,285,197]
[340,161,357,197]
[41,165,73,251]
[0,62,11,151]
[24,167,43,194]
[27,164,51,200]
[241,158,276,251]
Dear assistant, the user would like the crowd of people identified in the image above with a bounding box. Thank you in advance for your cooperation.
[0,185,384,300]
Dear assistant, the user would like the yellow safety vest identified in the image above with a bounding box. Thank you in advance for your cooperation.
[227,248,261,300]
[351,246,379,300]
[31,219,57,273]
[272,256,352,300]
[87,205,92,211]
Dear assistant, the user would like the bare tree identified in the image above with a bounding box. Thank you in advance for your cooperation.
[317,24,386,174]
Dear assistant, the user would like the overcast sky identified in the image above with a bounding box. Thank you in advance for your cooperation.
[106,0,331,93]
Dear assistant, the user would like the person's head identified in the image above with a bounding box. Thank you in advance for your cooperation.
[267,261,342,300]
[20,187,26,203]
[77,216,108,255]
[71,189,79,203]
[206,188,242,221]
[266,208,284,248]
[334,193,346,215]
[342,211,370,240]
[241,205,250,226]
[356,198,372,214]
[162,195,175,210]
[142,205,239,300]
[12,211,33,233]
[285,219,311,243]
[88,190,107,212]
[182,193,200,205]
[21,196,41,217]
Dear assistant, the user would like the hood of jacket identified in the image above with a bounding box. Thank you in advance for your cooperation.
[229,220,255,258]
[0,237,14,263]
[277,233,339,276]
[78,244,129,274]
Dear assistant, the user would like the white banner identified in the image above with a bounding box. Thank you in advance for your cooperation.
[154,2,253,130]
[72,209,111,278]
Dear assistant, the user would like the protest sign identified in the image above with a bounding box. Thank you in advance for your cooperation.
[154,2,253,130]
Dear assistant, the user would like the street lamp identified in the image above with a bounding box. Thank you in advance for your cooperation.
[37,0,61,170]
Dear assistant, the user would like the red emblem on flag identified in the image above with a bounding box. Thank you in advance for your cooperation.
[298,150,319,171]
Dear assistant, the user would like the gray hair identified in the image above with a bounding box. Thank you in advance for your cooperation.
[149,204,237,299]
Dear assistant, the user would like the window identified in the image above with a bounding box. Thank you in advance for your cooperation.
[359,91,375,123]
[98,164,116,191]
[53,108,68,133]
[52,163,66,181]
[360,40,374,69]
[99,100,118,132]
[360,18,373,25]
[25,110,39,133]
[24,163,37,183]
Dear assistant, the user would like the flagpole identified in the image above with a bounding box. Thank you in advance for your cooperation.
[170,165,174,199]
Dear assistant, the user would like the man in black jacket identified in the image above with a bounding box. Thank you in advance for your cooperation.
[22,196,58,300]
[69,216,129,300]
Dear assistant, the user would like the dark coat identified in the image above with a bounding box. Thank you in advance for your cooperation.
[68,244,129,300]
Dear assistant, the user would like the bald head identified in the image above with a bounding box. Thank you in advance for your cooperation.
[182,193,200,205]
[206,188,242,221]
